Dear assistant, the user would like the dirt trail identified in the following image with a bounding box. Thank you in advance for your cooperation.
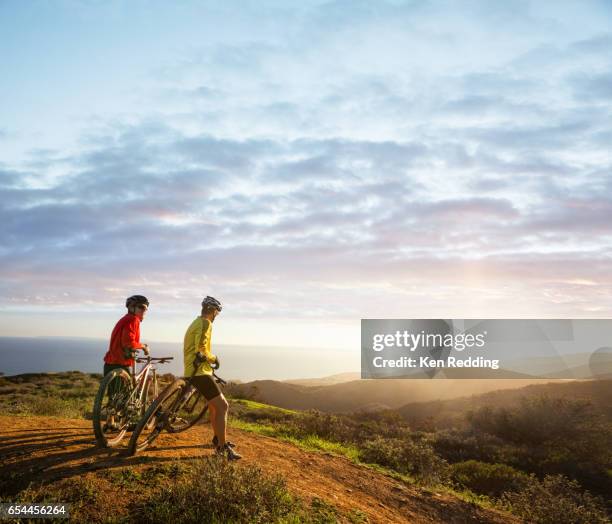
[0,416,519,523]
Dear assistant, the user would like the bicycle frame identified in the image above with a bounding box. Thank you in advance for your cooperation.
[131,358,157,406]
[155,363,225,429]
[94,351,173,449]
[109,358,159,420]
[127,358,224,453]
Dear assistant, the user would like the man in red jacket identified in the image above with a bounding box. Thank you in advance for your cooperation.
[103,295,150,376]
[101,295,150,431]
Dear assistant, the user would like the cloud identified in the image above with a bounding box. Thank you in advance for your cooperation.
[569,32,612,54]
[2,0,612,324]
[570,71,612,102]
[2,103,611,316]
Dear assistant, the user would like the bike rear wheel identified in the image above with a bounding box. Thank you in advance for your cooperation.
[93,369,132,448]
[128,378,185,455]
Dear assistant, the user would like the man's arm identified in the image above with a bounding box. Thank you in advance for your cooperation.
[196,318,217,364]
[121,318,147,357]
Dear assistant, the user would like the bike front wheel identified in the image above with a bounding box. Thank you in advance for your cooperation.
[128,378,185,455]
[165,384,209,433]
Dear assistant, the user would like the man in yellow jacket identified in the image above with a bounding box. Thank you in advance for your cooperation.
[184,295,241,460]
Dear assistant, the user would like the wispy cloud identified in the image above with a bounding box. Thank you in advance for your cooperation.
[1,1,611,344]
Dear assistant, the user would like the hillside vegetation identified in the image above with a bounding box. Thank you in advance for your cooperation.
[0,372,610,523]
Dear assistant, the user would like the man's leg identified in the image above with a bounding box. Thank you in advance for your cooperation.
[208,401,217,439]
[192,376,240,458]
[208,394,228,447]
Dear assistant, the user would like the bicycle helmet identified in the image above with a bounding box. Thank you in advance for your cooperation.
[126,295,150,308]
[201,296,222,312]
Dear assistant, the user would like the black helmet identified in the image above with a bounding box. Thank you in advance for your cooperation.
[126,295,149,308]
[201,296,222,312]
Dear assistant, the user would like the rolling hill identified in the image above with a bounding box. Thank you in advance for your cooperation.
[397,378,612,428]
[229,377,560,412]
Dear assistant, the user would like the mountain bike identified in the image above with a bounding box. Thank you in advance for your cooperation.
[92,353,174,448]
[127,359,225,455]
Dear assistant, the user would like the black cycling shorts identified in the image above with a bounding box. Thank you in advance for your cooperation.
[191,374,222,401]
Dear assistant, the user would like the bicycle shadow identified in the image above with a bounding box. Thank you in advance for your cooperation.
[0,422,213,498]
[0,432,93,449]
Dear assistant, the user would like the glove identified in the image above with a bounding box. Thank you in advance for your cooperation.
[193,352,206,367]
[141,344,150,356]
[211,356,220,370]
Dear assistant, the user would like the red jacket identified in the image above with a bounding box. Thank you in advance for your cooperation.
[104,313,142,366]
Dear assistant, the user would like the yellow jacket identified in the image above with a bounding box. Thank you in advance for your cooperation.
[183,317,217,376]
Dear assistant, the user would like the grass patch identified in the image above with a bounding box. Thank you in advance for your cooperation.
[229,418,361,463]
[232,398,297,414]
[230,418,278,437]
[282,434,361,462]
[0,371,99,419]
[15,475,102,521]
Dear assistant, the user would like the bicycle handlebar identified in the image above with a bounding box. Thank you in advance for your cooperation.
[212,370,226,386]
[135,356,174,364]
[189,356,227,386]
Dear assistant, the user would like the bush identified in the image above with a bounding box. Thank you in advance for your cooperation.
[501,474,609,524]
[276,410,412,446]
[136,456,297,523]
[467,396,612,497]
[17,476,101,520]
[468,396,604,447]
[283,411,355,443]
[433,429,514,464]
[359,437,450,485]
[347,410,412,442]
[450,460,530,497]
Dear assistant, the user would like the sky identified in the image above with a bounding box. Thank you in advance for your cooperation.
[1,0,611,354]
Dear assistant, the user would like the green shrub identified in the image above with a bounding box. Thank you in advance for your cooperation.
[136,456,298,523]
[348,410,412,442]
[17,475,101,517]
[359,437,450,485]
[501,474,609,524]
[466,396,612,497]
[278,410,412,446]
[434,429,513,464]
[450,460,530,497]
[468,396,604,447]
[283,411,355,443]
